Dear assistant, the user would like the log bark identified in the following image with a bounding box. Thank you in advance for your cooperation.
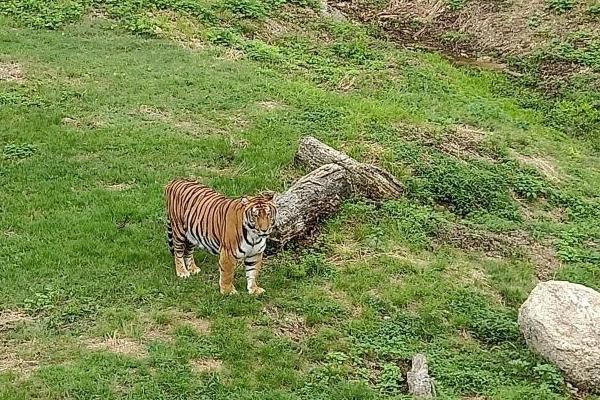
[268,163,352,250]
[407,354,435,398]
[295,136,404,200]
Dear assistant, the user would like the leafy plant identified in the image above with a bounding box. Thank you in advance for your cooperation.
[409,156,519,219]
[546,0,574,13]
[2,143,37,160]
[222,0,270,18]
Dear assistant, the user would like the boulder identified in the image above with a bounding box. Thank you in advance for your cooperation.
[518,280,600,392]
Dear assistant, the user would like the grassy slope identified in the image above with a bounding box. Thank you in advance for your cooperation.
[0,1,599,399]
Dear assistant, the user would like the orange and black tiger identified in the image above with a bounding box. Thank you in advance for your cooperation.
[165,179,277,295]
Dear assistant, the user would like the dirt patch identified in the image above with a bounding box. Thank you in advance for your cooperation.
[85,336,146,357]
[62,115,106,129]
[104,182,134,191]
[143,309,211,341]
[218,48,245,61]
[0,310,32,332]
[257,100,285,110]
[259,306,314,343]
[137,105,222,136]
[190,358,223,374]
[322,284,363,317]
[0,349,39,376]
[435,223,560,280]
[438,124,495,162]
[178,313,211,335]
[516,196,566,223]
[513,152,563,182]
[0,62,24,82]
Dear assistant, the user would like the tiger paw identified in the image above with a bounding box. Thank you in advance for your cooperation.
[220,285,238,295]
[188,264,200,275]
[249,287,265,296]
[176,269,191,278]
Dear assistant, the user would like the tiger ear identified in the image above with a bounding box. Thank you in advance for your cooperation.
[241,197,249,206]
[260,190,276,202]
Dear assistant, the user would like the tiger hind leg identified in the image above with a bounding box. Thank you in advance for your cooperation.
[171,233,190,278]
[184,242,199,275]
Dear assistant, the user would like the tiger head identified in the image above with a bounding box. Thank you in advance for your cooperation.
[242,191,277,237]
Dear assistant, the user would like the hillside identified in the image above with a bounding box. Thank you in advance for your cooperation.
[1,0,599,399]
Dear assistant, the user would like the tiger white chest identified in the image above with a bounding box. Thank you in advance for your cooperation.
[237,232,267,259]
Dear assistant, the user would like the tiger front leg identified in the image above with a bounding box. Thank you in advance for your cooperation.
[219,251,238,295]
[245,253,265,296]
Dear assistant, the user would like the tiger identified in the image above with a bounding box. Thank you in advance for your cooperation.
[165,179,277,295]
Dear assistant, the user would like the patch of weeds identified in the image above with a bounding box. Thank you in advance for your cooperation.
[378,200,443,249]
[409,156,519,220]
[243,39,281,62]
[511,169,552,201]
[483,259,534,307]
[222,0,272,19]
[122,14,158,35]
[375,362,404,395]
[0,0,88,29]
[545,31,600,70]
[2,143,37,161]
[0,90,44,107]
[587,3,600,19]
[441,31,471,45]
[282,249,335,280]
[23,286,64,314]
[545,89,600,143]
[555,227,600,264]
[206,26,242,45]
[545,0,575,13]
[331,39,375,64]
[448,288,519,345]
[447,0,466,11]
[556,262,600,291]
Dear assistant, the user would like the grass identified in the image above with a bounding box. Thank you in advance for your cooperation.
[1,1,600,399]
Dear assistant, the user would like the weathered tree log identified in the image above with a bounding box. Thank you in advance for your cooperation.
[268,163,352,250]
[407,354,435,399]
[295,136,404,200]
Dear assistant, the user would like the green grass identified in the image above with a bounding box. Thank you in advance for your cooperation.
[1,2,600,399]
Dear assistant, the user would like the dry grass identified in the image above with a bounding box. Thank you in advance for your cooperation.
[218,48,245,61]
[396,122,498,162]
[257,100,285,110]
[0,310,32,332]
[0,62,24,82]
[260,306,314,343]
[0,348,39,377]
[137,105,224,136]
[145,309,211,340]
[435,223,560,280]
[513,152,563,182]
[84,335,147,357]
[190,358,223,374]
[344,0,599,55]
[103,182,134,191]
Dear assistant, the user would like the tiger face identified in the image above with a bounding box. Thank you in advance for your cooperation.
[243,194,277,237]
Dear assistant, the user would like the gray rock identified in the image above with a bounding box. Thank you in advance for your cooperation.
[518,280,600,392]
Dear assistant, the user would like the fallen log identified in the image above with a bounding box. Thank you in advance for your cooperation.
[269,163,352,251]
[407,354,435,399]
[267,136,404,251]
[295,136,404,200]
